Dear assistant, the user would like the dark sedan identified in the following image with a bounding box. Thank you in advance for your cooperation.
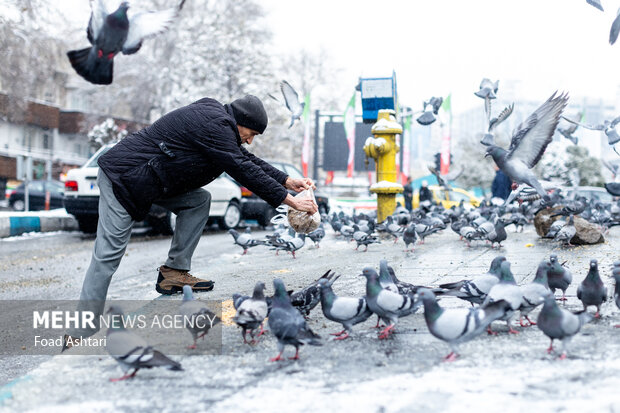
[231,161,330,227]
[8,180,65,211]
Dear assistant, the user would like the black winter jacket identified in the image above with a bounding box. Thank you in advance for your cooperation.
[98,98,289,221]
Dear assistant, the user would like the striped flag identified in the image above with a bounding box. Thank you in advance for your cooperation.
[401,114,412,184]
[440,93,452,175]
[343,93,356,177]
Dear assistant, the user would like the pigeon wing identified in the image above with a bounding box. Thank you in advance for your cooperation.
[587,0,604,11]
[88,0,109,43]
[506,92,568,168]
[611,10,620,45]
[123,7,178,54]
[489,103,514,132]
[561,115,603,131]
[280,80,302,114]
[106,330,149,362]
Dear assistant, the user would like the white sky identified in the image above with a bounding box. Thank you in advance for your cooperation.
[55,0,620,114]
[261,0,620,114]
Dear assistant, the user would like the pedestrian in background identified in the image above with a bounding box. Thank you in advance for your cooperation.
[491,164,512,200]
[419,180,432,203]
[403,177,413,211]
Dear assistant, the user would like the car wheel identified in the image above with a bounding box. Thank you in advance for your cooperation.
[218,201,241,230]
[11,199,25,211]
[259,207,276,228]
[77,217,98,234]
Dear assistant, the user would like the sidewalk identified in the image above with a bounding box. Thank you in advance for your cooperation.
[0,209,78,238]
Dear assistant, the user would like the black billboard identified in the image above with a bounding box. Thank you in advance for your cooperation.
[323,121,376,171]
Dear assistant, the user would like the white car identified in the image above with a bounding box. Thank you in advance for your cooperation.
[63,143,242,234]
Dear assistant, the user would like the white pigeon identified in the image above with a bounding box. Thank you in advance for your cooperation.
[269,80,305,128]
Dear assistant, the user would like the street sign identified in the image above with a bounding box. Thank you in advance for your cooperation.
[360,73,397,123]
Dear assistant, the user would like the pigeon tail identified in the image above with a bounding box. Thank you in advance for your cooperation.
[67,47,113,85]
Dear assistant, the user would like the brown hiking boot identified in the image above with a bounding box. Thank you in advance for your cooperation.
[156,266,214,295]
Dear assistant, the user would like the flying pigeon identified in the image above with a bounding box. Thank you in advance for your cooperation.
[577,259,607,318]
[562,114,620,146]
[481,261,523,334]
[228,229,267,255]
[537,293,593,359]
[557,112,583,145]
[475,78,499,123]
[418,288,511,361]
[587,0,604,11]
[269,80,305,128]
[486,92,569,202]
[317,277,372,340]
[416,97,443,126]
[105,305,183,381]
[438,256,506,305]
[67,0,186,85]
[518,260,552,327]
[611,7,620,44]
[547,254,573,301]
[268,278,322,361]
[233,282,269,344]
[179,285,220,349]
[481,103,514,146]
[359,267,421,339]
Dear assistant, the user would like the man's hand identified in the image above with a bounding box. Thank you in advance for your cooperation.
[283,194,318,214]
[285,177,316,192]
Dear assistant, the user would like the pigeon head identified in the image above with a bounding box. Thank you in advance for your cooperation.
[489,256,507,275]
[359,267,379,281]
[534,260,552,284]
[182,285,194,301]
[252,281,266,299]
[589,259,598,270]
[272,278,290,302]
[484,145,504,161]
[417,288,437,303]
[549,254,558,264]
[499,261,516,283]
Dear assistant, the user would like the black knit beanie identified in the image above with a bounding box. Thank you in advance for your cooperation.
[230,95,268,134]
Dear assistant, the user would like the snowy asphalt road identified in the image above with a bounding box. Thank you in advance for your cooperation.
[0,224,619,412]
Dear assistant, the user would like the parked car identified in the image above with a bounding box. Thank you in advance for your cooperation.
[8,179,65,211]
[565,186,614,203]
[410,185,481,209]
[232,161,330,227]
[63,144,242,234]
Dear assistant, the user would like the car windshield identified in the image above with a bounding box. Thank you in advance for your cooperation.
[85,146,113,168]
[448,190,471,202]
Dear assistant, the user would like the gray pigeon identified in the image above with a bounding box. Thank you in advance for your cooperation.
[613,261,620,328]
[232,282,269,344]
[359,267,421,339]
[439,256,506,305]
[270,233,306,258]
[562,114,620,146]
[481,103,514,146]
[418,288,511,362]
[557,112,583,145]
[228,229,267,254]
[518,260,552,327]
[475,78,499,123]
[548,254,573,301]
[352,225,380,251]
[577,259,608,318]
[611,7,620,45]
[587,0,604,11]
[179,285,220,349]
[268,278,322,361]
[416,97,443,126]
[269,80,305,128]
[383,215,405,242]
[317,277,372,340]
[537,293,593,359]
[476,218,507,248]
[554,215,576,246]
[105,305,183,381]
[545,219,566,240]
[67,0,185,85]
[402,223,418,252]
[486,92,569,201]
[307,224,325,247]
[481,261,523,334]
[290,270,336,317]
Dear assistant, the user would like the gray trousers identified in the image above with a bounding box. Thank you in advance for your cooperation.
[68,169,211,337]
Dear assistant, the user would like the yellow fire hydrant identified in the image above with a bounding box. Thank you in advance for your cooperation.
[363,109,403,223]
